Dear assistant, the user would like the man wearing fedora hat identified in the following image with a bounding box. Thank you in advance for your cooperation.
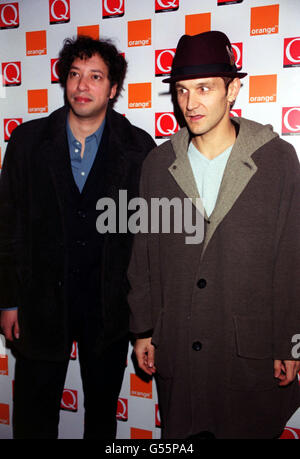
[128,31,300,439]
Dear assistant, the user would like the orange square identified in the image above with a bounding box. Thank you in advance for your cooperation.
[0,404,9,425]
[250,4,279,36]
[128,82,152,109]
[130,373,152,399]
[131,428,152,439]
[128,19,151,47]
[249,75,277,104]
[26,30,47,56]
[0,355,8,375]
[77,25,99,40]
[28,89,48,114]
[185,13,211,36]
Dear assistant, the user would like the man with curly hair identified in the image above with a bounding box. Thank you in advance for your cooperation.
[0,35,155,439]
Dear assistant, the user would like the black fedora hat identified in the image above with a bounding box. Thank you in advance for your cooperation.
[163,30,247,83]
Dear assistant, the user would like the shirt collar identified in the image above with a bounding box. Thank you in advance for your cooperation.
[66,116,106,148]
[188,141,233,163]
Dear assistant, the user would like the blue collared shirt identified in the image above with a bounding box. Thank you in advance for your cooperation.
[66,117,105,192]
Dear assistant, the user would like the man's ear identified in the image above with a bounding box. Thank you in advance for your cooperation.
[109,83,118,100]
[227,77,241,105]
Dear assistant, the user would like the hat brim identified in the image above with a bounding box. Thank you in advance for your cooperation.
[162,71,247,83]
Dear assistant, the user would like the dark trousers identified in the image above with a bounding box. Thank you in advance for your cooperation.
[12,335,128,439]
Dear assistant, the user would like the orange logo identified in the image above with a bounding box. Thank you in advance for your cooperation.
[28,89,48,114]
[250,4,279,36]
[249,75,277,104]
[128,19,151,47]
[185,13,211,36]
[0,355,8,375]
[128,82,152,109]
[131,428,152,439]
[130,373,152,399]
[0,403,9,425]
[26,30,47,56]
[77,25,99,40]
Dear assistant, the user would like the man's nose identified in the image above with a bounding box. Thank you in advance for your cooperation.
[77,75,89,91]
[186,92,199,111]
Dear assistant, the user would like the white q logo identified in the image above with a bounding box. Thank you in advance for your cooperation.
[285,38,300,64]
[117,399,127,419]
[283,428,300,439]
[284,107,300,132]
[156,407,161,425]
[156,49,175,73]
[61,389,77,410]
[157,113,178,136]
[157,0,178,8]
[104,0,123,14]
[231,44,241,68]
[3,63,20,84]
[52,60,59,80]
[0,4,18,26]
[5,119,21,139]
[50,0,69,21]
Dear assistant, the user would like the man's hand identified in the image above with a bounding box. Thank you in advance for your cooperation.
[0,309,19,341]
[274,360,300,386]
[134,337,156,376]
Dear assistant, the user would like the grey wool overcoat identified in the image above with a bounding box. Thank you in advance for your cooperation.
[128,117,300,439]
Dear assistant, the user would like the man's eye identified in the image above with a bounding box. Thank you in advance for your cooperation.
[176,88,187,95]
[69,71,78,78]
[200,86,209,93]
[92,74,102,80]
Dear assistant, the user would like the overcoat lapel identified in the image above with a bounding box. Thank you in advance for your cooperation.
[201,139,257,257]
[168,127,207,218]
[40,106,79,208]
[202,118,278,257]
[92,122,136,203]
[167,118,278,257]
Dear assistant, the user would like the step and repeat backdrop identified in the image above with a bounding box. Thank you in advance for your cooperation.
[0,0,300,439]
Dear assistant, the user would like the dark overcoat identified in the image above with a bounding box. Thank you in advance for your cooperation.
[0,105,156,361]
[128,117,300,439]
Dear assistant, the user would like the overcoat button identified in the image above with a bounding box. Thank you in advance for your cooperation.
[77,210,86,218]
[76,240,86,247]
[192,341,202,351]
[197,278,207,289]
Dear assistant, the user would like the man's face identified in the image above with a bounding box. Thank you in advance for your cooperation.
[66,53,117,121]
[175,77,239,137]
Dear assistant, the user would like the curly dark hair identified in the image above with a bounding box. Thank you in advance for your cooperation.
[57,35,127,105]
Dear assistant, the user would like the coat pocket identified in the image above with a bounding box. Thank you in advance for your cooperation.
[229,315,278,391]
